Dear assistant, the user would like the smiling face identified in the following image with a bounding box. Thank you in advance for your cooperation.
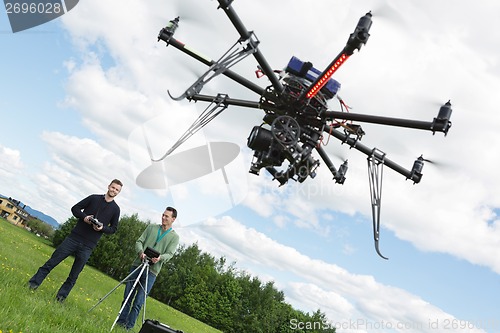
[161,209,176,230]
[105,181,122,201]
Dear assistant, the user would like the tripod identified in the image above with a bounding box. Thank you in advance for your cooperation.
[89,259,151,332]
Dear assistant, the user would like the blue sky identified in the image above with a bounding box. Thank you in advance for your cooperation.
[1,1,500,332]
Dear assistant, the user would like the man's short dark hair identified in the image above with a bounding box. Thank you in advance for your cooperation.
[166,206,177,218]
[110,179,123,187]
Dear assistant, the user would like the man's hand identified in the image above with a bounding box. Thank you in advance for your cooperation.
[92,224,103,232]
[150,257,160,264]
[139,252,159,263]
[84,215,94,224]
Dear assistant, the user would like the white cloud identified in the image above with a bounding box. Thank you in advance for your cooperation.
[0,144,23,176]
[0,145,29,202]
[178,217,487,333]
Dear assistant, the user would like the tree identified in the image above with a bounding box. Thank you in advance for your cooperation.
[52,217,77,247]
[26,218,55,239]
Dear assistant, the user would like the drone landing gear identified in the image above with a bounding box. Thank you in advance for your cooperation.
[367,148,388,260]
[168,33,259,101]
[149,94,229,162]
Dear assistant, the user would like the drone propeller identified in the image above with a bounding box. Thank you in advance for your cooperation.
[326,145,349,164]
[408,154,448,185]
[370,1,408,28]
[332,152,348,163]
[173,0,213,26]
[421,156,436,164]
[418,155,446,167]
[411,93,451,110]
[418,155,449,169]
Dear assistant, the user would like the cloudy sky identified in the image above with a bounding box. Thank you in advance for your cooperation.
[1,0,499,332]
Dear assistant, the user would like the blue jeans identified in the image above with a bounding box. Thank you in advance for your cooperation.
[117,265,157,329]
[29,236,93,299]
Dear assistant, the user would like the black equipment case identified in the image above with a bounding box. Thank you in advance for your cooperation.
[138,319,184,333]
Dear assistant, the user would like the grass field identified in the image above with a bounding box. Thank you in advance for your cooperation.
[0,219,222,333]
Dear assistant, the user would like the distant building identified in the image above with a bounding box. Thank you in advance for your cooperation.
[0,196,30,226]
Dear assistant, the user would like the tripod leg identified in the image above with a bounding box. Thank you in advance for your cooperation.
[141,264,149,326]
[110,262,148,332]
[89,264,145,313]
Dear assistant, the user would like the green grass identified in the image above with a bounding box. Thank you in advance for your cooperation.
[0,219,222,333]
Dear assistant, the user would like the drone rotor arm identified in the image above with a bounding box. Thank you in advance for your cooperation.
[345,11,373,55]
[300,12,373,101]
[216,0,283,93]
[315,145,345,184]
[324,100,452,135]
[325,110,433,129]
[191,94,261,109]
[326,127,422,183]
[301,51,351,100]
[158,35,265,96]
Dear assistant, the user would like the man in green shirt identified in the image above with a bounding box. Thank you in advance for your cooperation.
[116,206,180,330]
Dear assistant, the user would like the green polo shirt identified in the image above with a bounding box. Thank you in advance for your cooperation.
[133,223,179,276]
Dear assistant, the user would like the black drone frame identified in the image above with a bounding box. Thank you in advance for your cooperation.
[156,0,453,259]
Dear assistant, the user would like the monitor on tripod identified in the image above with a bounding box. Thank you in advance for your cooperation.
[144,247,160,264]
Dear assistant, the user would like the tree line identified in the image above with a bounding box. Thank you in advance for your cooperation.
[26,217,55,239]
[53,214,336,333]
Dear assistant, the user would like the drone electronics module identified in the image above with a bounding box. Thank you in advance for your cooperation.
[156,0,453,259]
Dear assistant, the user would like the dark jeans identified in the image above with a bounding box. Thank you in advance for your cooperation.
[29,236,93,299]
[117,265,157,329]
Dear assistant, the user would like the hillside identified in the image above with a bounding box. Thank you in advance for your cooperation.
[24,205,60,228]
[0,193,60,228]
